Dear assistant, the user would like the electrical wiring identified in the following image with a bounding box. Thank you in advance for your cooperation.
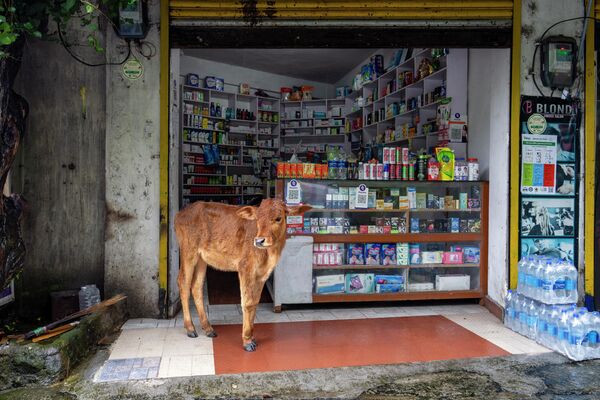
[57,26,132,67]
[530,16,597,99]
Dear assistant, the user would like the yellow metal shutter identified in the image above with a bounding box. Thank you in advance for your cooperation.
[170,0,513,23]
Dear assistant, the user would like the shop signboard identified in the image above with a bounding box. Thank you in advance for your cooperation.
[519,96,580,265]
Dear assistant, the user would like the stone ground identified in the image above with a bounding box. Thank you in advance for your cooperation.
[1,349,599,399]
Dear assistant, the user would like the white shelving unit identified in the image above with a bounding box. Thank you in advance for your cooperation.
[180,85,280,207]
[280,99,348,160]
[345,48,467,155]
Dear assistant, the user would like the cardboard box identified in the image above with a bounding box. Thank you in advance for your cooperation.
[345,273,375,293]
[315,275,345,294]
[435,274,470,291]
[408,282,434,292]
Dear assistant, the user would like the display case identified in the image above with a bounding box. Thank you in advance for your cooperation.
[271,179,488,308]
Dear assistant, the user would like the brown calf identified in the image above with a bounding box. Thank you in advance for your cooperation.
[174,198,311,351]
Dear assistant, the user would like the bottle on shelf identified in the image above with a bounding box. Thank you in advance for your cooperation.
[210,102,216,117]
[215,103,222,118]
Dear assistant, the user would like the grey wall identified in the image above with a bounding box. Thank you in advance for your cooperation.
[13,27,106,317]
[468,48,511,305]
[180,54,336,98]
[104,0,162,318]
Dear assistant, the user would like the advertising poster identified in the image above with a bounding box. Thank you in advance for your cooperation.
[521,134,557,194]
[519,96,580,268]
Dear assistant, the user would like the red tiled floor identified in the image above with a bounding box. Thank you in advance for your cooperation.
[212,316,509,375]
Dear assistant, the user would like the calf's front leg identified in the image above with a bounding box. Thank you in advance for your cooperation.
[239,271,266,352]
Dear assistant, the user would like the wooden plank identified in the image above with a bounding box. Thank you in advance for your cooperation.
[312,290,483,303]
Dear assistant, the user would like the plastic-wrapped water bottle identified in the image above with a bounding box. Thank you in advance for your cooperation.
[504,290,515,330]
[553,261,570,303]
[545,306,561,350]
[557,306,576,354]
[540,260,554,304]
[517,257,527,295]
[78,284,101,310]
[525,299,539,339]
[536,303,549,343]
[515,294,527,334]
[568,312,586,360]
[533,258,545,301]
[582,311,600,359]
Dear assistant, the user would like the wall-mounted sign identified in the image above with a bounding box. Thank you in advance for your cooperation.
[122,59,144,80]
[521,134,557,194]
[286,179,301,205]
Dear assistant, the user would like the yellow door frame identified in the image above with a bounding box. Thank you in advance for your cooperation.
[585,0,596,298]
[159,0,170,315]
[509,0,521,289]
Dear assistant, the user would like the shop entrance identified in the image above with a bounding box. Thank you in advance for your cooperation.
[167,25,513,310]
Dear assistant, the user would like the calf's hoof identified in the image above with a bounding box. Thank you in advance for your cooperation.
[243,340,257,352]
[206,330,218,338]
[187,330,199,338]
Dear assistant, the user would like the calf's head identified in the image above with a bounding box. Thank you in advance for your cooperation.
[237,199,311,249]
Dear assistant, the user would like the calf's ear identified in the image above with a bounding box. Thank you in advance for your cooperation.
[286,204,312,215]
[237,206,257,220]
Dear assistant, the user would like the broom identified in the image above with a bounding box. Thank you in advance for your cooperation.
[23,294,127,340]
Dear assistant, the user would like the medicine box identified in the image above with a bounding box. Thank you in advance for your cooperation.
[365,244,381,265]
[435,274,470,291]
[345,273,375,294]
[421,251,443,264]
[381,244,397,265]
[408,282,434,291]
[396,242,409,265]
[315,275,345,294]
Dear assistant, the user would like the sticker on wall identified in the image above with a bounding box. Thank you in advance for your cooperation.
[286,179,301,205]
[526,113,547,134]
[122,59,144,80]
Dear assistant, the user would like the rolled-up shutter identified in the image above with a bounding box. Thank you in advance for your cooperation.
[170,0,513,25]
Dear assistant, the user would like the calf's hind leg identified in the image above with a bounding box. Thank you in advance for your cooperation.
[191,259,217,337]
[178,248,200,338]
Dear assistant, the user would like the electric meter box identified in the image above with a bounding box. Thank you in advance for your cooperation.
[540,35,577,89]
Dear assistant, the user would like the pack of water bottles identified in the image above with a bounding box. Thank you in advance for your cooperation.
[516,255,577,304]
[505,291,600,361]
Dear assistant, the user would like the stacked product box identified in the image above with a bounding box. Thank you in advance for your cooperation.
[406,244,480,265]
[313,243,344,266]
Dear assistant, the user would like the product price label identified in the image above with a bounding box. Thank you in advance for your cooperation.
[355,184,369,209]
[286,179,301,205]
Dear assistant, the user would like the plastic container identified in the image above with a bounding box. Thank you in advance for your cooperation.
[280,87,292,101]
[468,158,480,181]
[78,284,101,310]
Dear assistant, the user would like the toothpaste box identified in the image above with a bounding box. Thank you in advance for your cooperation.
[375,274,405,285]
[376,283,404,293]
[345,273,375,293]
[407,187,417,209]
[416,193,427,209]
[314,274,345,294]
[365,243,382,265]
[463,246,480,263]
[381,244,397,265]
[347,244,365,265]
[411,218,420,233]
[396,242,409,265]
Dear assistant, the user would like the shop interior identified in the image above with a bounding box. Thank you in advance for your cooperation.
[168,47,511,309]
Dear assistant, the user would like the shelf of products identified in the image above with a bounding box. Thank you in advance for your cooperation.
[180,86,280,207]
[343,48,466,154]
[273,179,488,305]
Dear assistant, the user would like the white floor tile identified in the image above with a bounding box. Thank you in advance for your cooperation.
[329,309,367,320]
[255,313,291,323]
[162,355,193,378]
[191,355,216,376]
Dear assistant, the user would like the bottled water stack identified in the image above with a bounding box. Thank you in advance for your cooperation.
[516,256,577,304]
[79,284,101,310]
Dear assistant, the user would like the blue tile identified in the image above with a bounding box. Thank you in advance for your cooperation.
[142,357,161,368]
[129,367,149,380]
[147,367,159,378]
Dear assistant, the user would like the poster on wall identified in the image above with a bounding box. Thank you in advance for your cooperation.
[520,238,575,263]
[521,198,575,237]
[520,134,557,194]
[519,95,580,270]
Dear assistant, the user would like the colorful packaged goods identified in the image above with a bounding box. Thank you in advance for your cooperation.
[381,244,397,265]
[436,147,455,181]
[314,275,345,294]
[345,273,375,294]
[396,243,409,265]
[365,243,382,265]
[347,244,365,265]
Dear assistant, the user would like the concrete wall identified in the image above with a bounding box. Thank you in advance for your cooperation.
[468,49,511,305]
[180,54,335,98]
[103,0,162,318]
[12,26,106,317]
